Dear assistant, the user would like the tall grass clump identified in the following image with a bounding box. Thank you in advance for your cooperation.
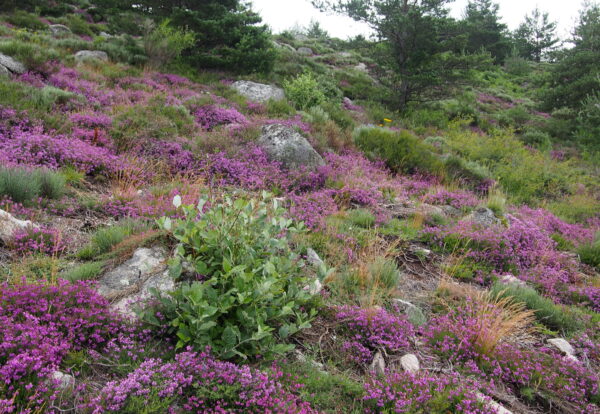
[577,233,600,270]
[77,220,152,260]
[490,282,583,334]
[0,167,65,204]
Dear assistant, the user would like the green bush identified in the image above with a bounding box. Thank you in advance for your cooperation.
[144,19,195,69]
[59,14,95,36]
[284,72,326,110]
[0,167,65,204]
[0,39,60,71]
[146,194,317,360]
[367,257,401,291]
[490,282,583,334]
[521,129,552,151]
[265,98,296,117]
[577,235,600,270]
[443,155,493,190]
[353,126,444,175]
[5,10,46,30]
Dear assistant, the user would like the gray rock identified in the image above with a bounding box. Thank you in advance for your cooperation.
[274,42,295,52]
[440,205,461,217]
[258,124,325,170]
[354,62,368,72]
[369,351,386,376]
[99,31,113,38]
[394,299,427,326]
[303,278,322,295]
[232,80,285,103]
[468,207,500,228]
[476,393,513,414]
[74,50,108,63]
[49,24,71,36]
[337,51,353,58]
[50,371,75,389]
[400,354,420,373]
[294,33,309,41]
[548,338,576,359]
[306,248,324,268]
[500,273,526,287]
[0,53,26,74]
[297,47,314,55]
[97,247,174,318]
[0,65,9,76]
[0,209,36,244]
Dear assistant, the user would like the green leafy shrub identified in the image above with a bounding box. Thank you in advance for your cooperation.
[58,14,95,36]
[577,234,600,270]
[284,72,326,110]
[265,98,295,117]
[148,194,317,360]
[353,126,444,175]
[521,129,552,151]
[490,282,583,334]
[0,167,65,204]
[443,155,493,190]
[143,19,195,69]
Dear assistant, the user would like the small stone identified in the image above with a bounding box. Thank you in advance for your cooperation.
[500,274,526,287]
[232,80,285,103]
[0,53,26,74]
[306,248,324,267]
[548,338,576,358]
[369,351,385,376]
[74,50,109,63]
[258,124,325,171]
[303,278,322,295]
[354,62,368,72]
[0,209,36,244]
[0,65,9,76]
[400,353,420,373]
[468,207,501,228]
[476,393,513,414]
[50,371,75,389]
[297,47,314,55]
[49,24,71,36]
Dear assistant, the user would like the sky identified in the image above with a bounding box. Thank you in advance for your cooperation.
[250,0,585,40]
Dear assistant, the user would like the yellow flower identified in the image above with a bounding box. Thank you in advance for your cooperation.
[383,118,392,123]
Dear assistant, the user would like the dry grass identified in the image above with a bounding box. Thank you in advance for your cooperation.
[437,279,537,356]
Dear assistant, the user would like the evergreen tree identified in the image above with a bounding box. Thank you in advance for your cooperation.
[312,0,491,110]
[463,0,511,63]
[543,3,600,112]
[127,0,276,73]
[513,8,560,62]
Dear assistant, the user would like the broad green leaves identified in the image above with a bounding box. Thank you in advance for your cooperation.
[147,194,318,360]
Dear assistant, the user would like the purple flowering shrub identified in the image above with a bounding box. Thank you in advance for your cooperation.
[11,226,67,256]
[0,280,122,410]
[424,308,600,412]
[363,372,495,414]
[421,189,480,210]
[88,348,317,413]
[0,125,121,174]
[422,210,598,308]
[194,105,248,130]
[335,305,415,366]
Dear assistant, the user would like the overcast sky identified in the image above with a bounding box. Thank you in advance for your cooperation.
[251,0,585,40]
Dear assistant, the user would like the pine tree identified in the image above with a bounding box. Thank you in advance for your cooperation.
[463,0,511,63]
[514,8,560,62]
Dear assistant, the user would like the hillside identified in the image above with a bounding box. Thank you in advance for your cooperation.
[0,2,599,414]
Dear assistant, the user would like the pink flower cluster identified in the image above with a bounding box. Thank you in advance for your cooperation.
[194,105,248,131]
[335,305,415,365]
[11,226,67,256]
[89,348,317,413]
[421,189,480,210]
[0,280,122,410]
[364,371,494,414]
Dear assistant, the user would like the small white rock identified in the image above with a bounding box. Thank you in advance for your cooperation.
[51,371,75,389]
[500,274,526,287]
[369,351,386,376]
[548,338,576,358]
[400,353,420,373]
[476,393,513,414]
[306,248,324,267]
